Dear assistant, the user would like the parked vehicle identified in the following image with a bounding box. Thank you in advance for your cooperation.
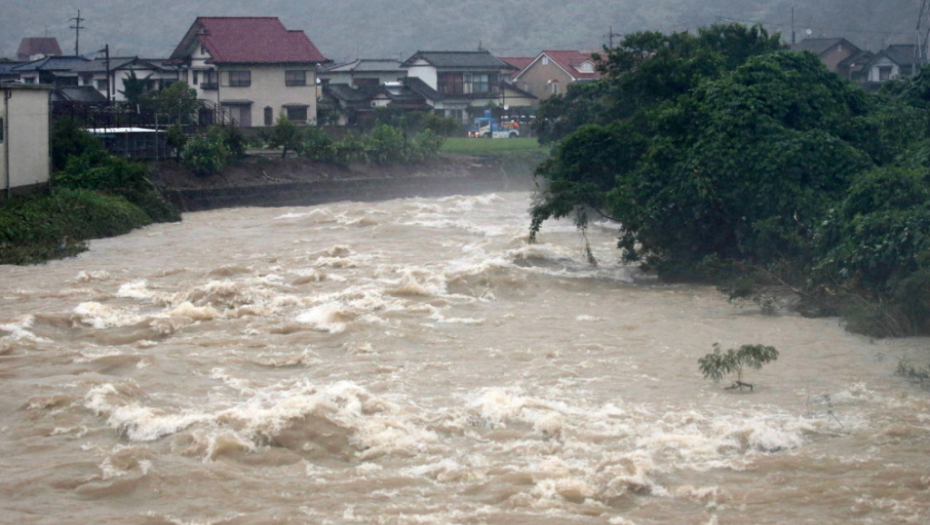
[468,109,520,138]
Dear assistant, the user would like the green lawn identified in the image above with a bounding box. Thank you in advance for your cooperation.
[440,137,547,156]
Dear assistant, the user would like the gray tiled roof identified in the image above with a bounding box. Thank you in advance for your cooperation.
[322,59,404,73]
[12,56,90,71]
[69,57,138,73]
[52,86,107,103]
[790,38,859,56]
[325,83,379,102]
[402,51,514,70]
[883,44,919,67]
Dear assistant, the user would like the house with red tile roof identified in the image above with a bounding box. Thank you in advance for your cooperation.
[513,50,601,104]
[16,38,62,61]
[167,17,329,127]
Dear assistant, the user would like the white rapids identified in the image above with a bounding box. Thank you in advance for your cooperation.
[0,191,928,524]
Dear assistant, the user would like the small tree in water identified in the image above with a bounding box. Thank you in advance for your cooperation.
[699,343,779,391]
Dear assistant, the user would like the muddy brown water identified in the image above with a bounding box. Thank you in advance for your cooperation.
[1,192,928,524]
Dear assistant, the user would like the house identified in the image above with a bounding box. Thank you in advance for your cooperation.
[512,50,601,103]
[498,57,534,79]
[790,38,867,79]
[12,56,91,87]
[16,37,62,61]
[0,62,26,84]
[70,57,179,102]
[401,50,523,122]
[167,17,329,127]
[1,84,53,201]
[860,44,920,83]
[321,82,429,127]
[319,59,407,89]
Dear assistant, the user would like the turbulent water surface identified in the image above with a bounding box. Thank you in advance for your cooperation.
[1,192,928,525]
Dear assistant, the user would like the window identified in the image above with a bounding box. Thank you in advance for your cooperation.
[223,104,252,127]
[542,56,549,65]
[438,73,464,95]
[264,106,274,126]
[96,79,108,91]
[0,118,4,143]
[551,81,560,95]
[285,70,307,86]
[228,70,251,87]
[202,70,218,90]
[192,71,199,85]
[465,73,491,94]
[286,105,308,122]
[354,78,378,89]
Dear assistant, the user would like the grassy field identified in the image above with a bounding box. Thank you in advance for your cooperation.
[440,137,548,156]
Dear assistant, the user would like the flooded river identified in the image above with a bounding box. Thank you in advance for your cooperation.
[1,191,928,524]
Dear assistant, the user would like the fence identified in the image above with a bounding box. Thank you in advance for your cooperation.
[52,99,236,159]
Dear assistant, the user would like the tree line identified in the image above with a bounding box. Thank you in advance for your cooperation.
[530,23,930,337]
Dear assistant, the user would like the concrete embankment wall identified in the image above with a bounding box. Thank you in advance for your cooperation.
[166,171,534,212]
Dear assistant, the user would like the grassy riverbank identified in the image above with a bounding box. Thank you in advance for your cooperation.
[440,137,548,156]
[0,189,156,265]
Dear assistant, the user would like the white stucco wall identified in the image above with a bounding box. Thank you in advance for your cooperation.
[1,85,51,197]
[405,61,438,90]
[217,65,319,127]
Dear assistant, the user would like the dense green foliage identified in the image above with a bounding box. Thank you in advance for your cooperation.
[698,343,779,391]
[530,23,930,336]
[155,82,200,125]
[266,120,446,166]
[0,189,154,265]
[119,70,153,105]
[268,116,302,158]
[184,133,229,177]
[51,120,180,222]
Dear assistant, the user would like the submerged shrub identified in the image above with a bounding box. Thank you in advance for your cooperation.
[698,343,779,391]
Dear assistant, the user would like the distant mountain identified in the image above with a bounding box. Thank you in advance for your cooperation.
[0,0,921,62]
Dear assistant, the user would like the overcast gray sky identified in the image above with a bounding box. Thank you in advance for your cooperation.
[1,0,921,62]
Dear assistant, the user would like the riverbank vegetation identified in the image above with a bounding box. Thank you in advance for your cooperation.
[0,119,181,265]
[530,23,930,337]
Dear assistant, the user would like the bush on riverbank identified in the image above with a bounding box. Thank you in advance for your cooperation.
[0,189,153,265]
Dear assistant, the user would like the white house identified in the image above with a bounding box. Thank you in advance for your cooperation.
[1,84,52,200]
[166,17,329,127]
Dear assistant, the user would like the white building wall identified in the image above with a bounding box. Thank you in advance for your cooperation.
[868,57,900,82]
[1,85,51,198]
[405,61,438,90]
[218,65,318,127]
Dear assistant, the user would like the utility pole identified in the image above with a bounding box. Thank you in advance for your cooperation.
[103,44,110,104]
[791,6,796,45]
[918,0,930,65]
[69,9,85,55]
[605,26,622,48]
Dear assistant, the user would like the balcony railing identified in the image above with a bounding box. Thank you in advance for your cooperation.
[201,83,219,91]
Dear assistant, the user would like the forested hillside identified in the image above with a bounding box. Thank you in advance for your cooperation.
[0,0,921,62]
